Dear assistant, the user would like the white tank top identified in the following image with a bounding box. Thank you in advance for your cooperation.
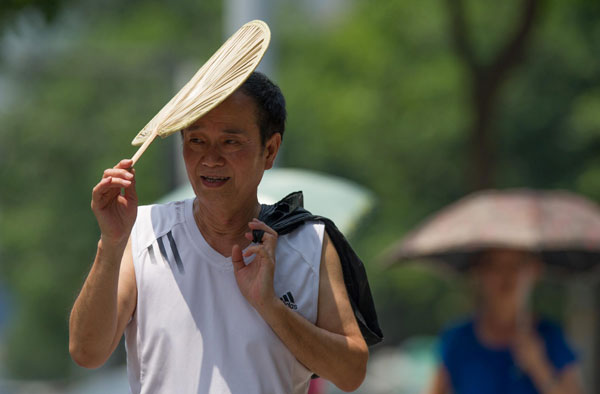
[125,199,324,394]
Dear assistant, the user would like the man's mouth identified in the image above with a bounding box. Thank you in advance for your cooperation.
[200,176,230,187]
[201,176,230,183]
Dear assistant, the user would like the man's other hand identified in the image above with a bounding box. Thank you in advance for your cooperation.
[231,219,278,313]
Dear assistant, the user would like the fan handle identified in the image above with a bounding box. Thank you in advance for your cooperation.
[130,130,158,166]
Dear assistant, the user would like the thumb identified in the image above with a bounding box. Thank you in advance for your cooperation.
[231,244,245,272]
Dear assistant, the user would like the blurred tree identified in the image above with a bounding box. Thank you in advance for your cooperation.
[446,0,540,189]
[0,0,76,67]
[0,0,73,26]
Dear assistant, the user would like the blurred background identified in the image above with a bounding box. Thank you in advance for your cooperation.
[0,0,599,392]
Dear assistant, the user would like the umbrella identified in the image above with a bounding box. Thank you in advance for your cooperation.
[156,167,375,236]
[381,188,600,273]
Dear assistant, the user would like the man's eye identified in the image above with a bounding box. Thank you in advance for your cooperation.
[225,139,239,145]
[190,138,204,144]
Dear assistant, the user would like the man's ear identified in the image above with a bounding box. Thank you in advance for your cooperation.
[264,133,282,170]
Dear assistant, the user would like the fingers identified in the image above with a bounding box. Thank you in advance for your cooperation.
[231,244,245,272]
[91,179,120,209]
[243,220,278,260]
[114,159,134,170]
[102,160,136,188]
[231,220,278,271]
[92,176,123,197]
[243,244,270,259]
[102,176,132,188]
[247,219,277,244]
[100,160,135,185]
[247,219,277,234]
[122,168,137,201]
[92,176,132,204]
[103,168,134,182]
[92,160,137,207]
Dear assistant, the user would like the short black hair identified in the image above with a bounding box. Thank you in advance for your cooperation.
[239,71,286,145]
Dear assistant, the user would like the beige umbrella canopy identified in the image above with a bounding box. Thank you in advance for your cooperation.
[130,20,270,165]
[382,189,600,273]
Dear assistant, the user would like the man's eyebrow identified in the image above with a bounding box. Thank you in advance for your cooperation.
[184,124,201,132]
[223,129,246,135]
[183,126,247,135]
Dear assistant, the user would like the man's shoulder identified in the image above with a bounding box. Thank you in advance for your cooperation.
[137,199,189,222]
[138,198,188,214]
[279,220,325,247]
[277,221,325,269]
[133,199,190,248]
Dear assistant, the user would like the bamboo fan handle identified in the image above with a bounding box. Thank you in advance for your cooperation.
[130,130,158,166]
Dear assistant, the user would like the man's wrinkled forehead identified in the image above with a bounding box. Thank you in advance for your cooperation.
[180,91,259,138]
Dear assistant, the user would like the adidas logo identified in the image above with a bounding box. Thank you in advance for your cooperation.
[280,291,298,310]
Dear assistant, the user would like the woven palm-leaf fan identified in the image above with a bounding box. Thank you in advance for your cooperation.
[130,20,271,165]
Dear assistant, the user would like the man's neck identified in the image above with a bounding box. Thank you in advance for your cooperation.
[193,197,261,257]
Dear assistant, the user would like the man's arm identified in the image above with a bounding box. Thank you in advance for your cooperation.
[69,239,136,368]
[69,159,138,368]
[232,220,369,392]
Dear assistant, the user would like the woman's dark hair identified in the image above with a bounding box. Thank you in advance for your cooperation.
[239,71,287,146]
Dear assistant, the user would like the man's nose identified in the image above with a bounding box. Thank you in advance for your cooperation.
[201,146,225,167]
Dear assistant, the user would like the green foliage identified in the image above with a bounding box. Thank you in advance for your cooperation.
[0,0,72,29]
[279,0,468,236]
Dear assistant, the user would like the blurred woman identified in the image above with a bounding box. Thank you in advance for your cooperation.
[426,248,582,394]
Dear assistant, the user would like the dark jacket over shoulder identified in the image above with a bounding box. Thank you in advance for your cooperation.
[255,191,383,346]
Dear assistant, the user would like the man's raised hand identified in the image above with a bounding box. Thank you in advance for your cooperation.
[91,159,138,247]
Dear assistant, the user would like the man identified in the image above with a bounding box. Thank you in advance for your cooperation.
[69,72,369,393]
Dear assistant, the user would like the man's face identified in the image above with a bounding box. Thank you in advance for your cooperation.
[182,91,280,206]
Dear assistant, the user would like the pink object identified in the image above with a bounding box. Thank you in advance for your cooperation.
[308,378,326,394]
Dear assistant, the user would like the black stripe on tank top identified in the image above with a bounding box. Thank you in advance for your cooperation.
[147,244,158,265]
[166,230,184,273]
[156,236,169,266]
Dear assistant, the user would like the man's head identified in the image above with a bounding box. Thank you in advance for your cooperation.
[238,71,286,146]
[180,74,284,209]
